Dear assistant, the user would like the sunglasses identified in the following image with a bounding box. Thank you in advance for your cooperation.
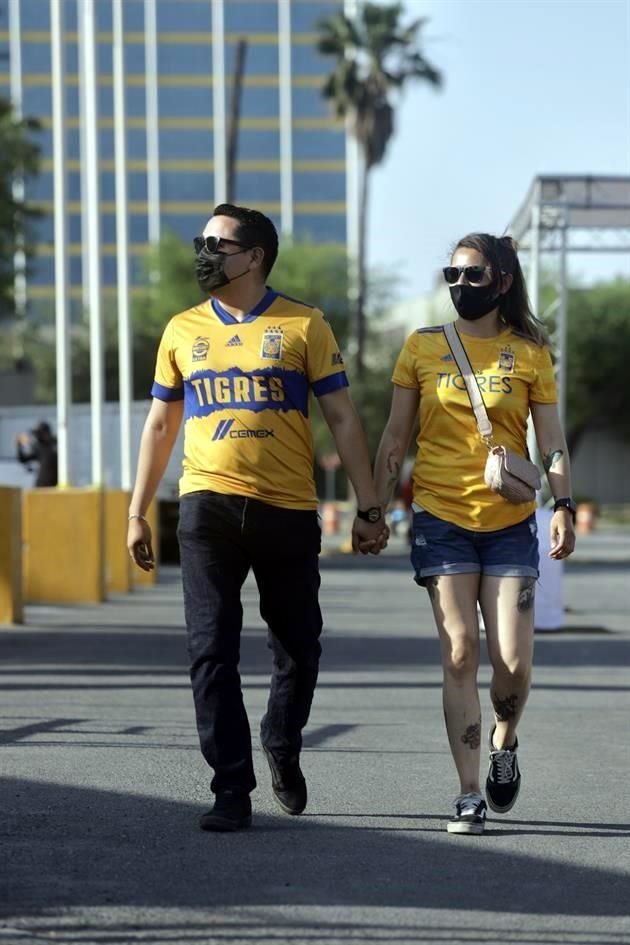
[442,265,491,286]
[193,235,249,254]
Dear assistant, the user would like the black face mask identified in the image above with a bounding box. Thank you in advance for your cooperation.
[195,248,250,295]
[449,283,500,321]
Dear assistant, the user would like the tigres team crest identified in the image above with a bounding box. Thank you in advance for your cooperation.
[498,346,515,373]
[192,336,210,362]
[261,326,284,360]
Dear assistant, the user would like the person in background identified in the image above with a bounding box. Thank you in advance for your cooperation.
[127,203,388,833]
[16,421,58,487]
[374,233,575,835]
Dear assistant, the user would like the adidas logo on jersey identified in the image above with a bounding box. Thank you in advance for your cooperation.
[226,335,243,347]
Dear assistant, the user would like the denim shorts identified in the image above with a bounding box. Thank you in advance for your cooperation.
[411,508,539,585]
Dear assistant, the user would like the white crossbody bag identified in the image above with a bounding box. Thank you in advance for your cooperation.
[443,322,541,504]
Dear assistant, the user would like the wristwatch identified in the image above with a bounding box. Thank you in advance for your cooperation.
[553,497,577,523]
[357,506,382,524]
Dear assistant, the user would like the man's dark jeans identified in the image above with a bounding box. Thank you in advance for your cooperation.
[177,490,323,796]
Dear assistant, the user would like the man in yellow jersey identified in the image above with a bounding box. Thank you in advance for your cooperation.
[127,204,387,832]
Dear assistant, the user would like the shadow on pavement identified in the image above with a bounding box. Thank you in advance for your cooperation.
[1,776,629,922]
[1,622,630,708]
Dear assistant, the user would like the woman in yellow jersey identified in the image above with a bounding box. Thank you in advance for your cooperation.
[374,233,575,835]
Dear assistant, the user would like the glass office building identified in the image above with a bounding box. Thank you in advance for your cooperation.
[0,0,348,321]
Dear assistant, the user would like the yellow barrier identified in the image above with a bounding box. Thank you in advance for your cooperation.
[22,488,105,603]
[105,489,131,594]
[0,486,23,624]
[132,499,160,587]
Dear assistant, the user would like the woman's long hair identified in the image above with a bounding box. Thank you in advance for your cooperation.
[453,233,549,346]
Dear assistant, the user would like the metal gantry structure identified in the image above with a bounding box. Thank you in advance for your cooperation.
[507,175,630,426]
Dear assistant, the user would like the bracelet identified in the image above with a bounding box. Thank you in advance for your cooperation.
[128,513,147,522]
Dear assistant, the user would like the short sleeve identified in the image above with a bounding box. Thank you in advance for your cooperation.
[529,345,557,404]
[391,333,420,389]
[151,319,184,401]
[305,309,349,398]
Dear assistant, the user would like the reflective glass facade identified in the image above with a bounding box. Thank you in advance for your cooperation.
[0,0,346,319]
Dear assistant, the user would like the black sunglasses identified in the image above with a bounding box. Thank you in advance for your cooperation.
[193,235,249,255]
[442,265,491,286]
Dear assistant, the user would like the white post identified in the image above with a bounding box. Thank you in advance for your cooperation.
[557,216,569,428]
[343,0,360,357]
[80,0,104,487]
[212,0,227,204]
[278,0,293,237]
[77,11,90,314]
[50,0,71,486]
[528,180,541,316]
[526,181,541,471]
[145,0,161,245]
[113,0,133,490]
[8,0,27,340]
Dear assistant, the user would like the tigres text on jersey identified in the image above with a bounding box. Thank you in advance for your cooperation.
[392,325,557,531]
[151,287,348,509]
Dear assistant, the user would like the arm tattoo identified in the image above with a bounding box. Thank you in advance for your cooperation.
[517,578,536,612]
[384,452,401,505]
[460,719,481,750]
[492,693,518,722]
[542,449,564,473]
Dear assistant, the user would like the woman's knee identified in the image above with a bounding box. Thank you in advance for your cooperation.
[492,656,531,685]
[443,637,479,680]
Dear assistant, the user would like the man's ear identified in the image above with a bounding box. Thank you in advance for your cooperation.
[250,246,265,271]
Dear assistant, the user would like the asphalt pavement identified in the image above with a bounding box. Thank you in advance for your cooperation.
[1,527,629,944]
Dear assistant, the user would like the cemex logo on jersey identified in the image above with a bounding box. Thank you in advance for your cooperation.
[212,419,275,441]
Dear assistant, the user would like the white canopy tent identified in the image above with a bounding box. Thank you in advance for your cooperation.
[507,175,630,631]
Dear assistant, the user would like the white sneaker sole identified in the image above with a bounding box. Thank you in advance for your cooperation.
[446,819,486,835]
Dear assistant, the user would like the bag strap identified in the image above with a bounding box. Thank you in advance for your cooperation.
[443,322,493,441]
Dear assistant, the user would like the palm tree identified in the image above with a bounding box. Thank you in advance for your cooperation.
[318,2,442,377]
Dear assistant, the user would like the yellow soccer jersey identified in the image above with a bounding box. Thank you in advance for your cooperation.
[392,325,557,531]
[151,287,348,508]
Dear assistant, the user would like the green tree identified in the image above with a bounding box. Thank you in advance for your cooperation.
[565,278,630,453]
[0,96,40,323]
[317,1,441,377]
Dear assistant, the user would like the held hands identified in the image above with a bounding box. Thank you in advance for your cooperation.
[549,509,576,560]
[351,515,390,556]
[127,516,155,571]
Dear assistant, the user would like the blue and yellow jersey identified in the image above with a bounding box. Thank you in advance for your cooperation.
[392,326,557,530]
[151,287,348,508]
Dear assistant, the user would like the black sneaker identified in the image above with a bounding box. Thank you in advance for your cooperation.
[446,792,487,835]
[261,743,307,815]
[199,791,252,832]
[486,729,521,813]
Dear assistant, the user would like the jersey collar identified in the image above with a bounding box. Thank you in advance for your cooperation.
[210,286,277,325]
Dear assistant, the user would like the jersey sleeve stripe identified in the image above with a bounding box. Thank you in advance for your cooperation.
[151,381,185,401]
[311,372,349,397]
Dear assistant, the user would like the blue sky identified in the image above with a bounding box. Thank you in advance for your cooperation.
[367,0,630,301]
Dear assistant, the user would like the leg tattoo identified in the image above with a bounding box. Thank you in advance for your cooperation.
[517,578,536,612]
[461,718,481,750]
[492,693,518,722]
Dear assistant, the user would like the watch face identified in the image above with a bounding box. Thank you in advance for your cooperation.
[367,508,381,523]
[554,499,576,518]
